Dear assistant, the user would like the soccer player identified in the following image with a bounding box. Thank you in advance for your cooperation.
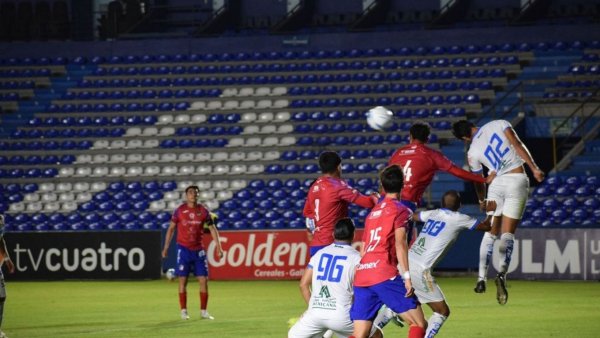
[409,190,496,337]
[288,218,383,338]
[304,151,378,256]
[0,215,15,338]
[452,119,545,305]
[350,165,427,338]
[388,121,496,211]
[162,185,224,320]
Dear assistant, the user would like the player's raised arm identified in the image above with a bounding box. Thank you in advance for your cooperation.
[504,127,545,182]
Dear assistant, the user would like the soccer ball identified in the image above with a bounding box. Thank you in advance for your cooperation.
[366,106,394,131]
[166,268,176,281]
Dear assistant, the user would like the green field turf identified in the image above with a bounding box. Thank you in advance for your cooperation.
[4,277,600,337]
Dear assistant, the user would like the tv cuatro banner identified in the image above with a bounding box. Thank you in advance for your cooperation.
[4,231,161,280]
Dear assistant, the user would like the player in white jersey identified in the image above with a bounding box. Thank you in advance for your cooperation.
[288,218,383,338]
[409,191,495,337]
[452,119,544,305]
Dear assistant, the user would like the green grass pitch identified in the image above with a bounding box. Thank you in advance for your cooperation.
[4,277,600,337]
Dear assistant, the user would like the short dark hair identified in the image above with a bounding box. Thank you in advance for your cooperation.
[380,165,404,194]
[441,190,461,211]
[318,151,342,174]
[409,122,431,142]
[334,218,355,242]
[452,120,475,140]
[185,185,199,194]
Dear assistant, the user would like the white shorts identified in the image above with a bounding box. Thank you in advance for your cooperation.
[410,264,445,304]
[288,309,379,338]
[487,173,529,220]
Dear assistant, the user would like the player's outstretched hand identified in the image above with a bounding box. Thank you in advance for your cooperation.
[532,167,545,183]
[485,171,497,184]
[369,192,380,205]
[485,200,497,213]
[404,279,414,297]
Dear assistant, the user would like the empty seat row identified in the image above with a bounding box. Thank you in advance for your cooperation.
[221,86,287,97]
[188,98,288,110]
[27,114,157,127]
[0,154,75,166]
[289,94,480,108]
[0,80,36,89]
[81,67,507,89]
[12,127,126,139]
[63,87,222,100]
[46,101,190,113]
[288,81,492,96]
[89,55,517,76]
[0,68,54,78]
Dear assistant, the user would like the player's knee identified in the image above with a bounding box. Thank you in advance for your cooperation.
[440,308,450,317]
[0,296,6,303]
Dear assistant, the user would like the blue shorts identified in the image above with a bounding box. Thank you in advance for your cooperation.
[310,245,328,257]
[350,276,419,321]
[176,244,209,277]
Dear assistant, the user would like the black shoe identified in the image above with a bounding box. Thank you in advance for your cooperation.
[495,273,508,305]
[474,280,486,293]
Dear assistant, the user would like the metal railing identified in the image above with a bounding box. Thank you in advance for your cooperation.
[476,81,523,124]
[551,89,600,171]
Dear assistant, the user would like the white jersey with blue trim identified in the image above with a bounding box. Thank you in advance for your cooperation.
[307,242,361,316]
[409,209,479,268]
[467,120,525,176]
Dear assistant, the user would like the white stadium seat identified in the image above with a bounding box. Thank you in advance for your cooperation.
[126,139,143,149]
[246,151,263,161]
[41,193,58,202]
[239,100,255,109]
[216,191,233,200]
[125,153,142,163]
[157,114,174,125]
[229,151,246,161]
[92,140,110,149]
[241,112,257,123]
[206,101,222,110]
[271,87,287,96]
[9,203,25,212]
[91,166,109,177]
[109,166,126,176]
[195,152,211,161]
[279,136,296,146]
[264,150,280,161]
[248,164,265,174]
[110,154,127,163]
[189,101,206,110]
[258,112,274,123]
[58,192,75,202]
[213,180,229,190]
[159,127,175,136]
[261,136,278,147]
[143,153,160,163]
[227,137,244,147]
[277,124,294,134]
[143,139,159,148]
[230,179,247,190]
[212,152,228,161]
[39,182,55,192]
[174,114,191,124]
[73,182,89,192]
[76,154,92,164]
[245,137,261,147]
[242,125,260,135]
[231,164,247,175]
[160,153,177,163]
[44,202,60,212]
[58,167,74,177]
[142,127,159,136]
[273,99,288,108]
[196,165,212,175]
[76,192,93,202]
[90,182,107,192]
[178,153,194,162]
[259,125,277,134]
[60,201,77,213]
[56,182,72,192]
[179,165,195,175]
[275,111,291,122]
[238,87,254,96]
[144,166,160,176]
[24,194,40,202]
[110,140,126,149]
[92,154,109,163]
[191,114,207,123]
[254,87,270,96]
[75,167,92,177]
[125,127,142,137]
[195,180,211,190]
[26,202,42,213]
